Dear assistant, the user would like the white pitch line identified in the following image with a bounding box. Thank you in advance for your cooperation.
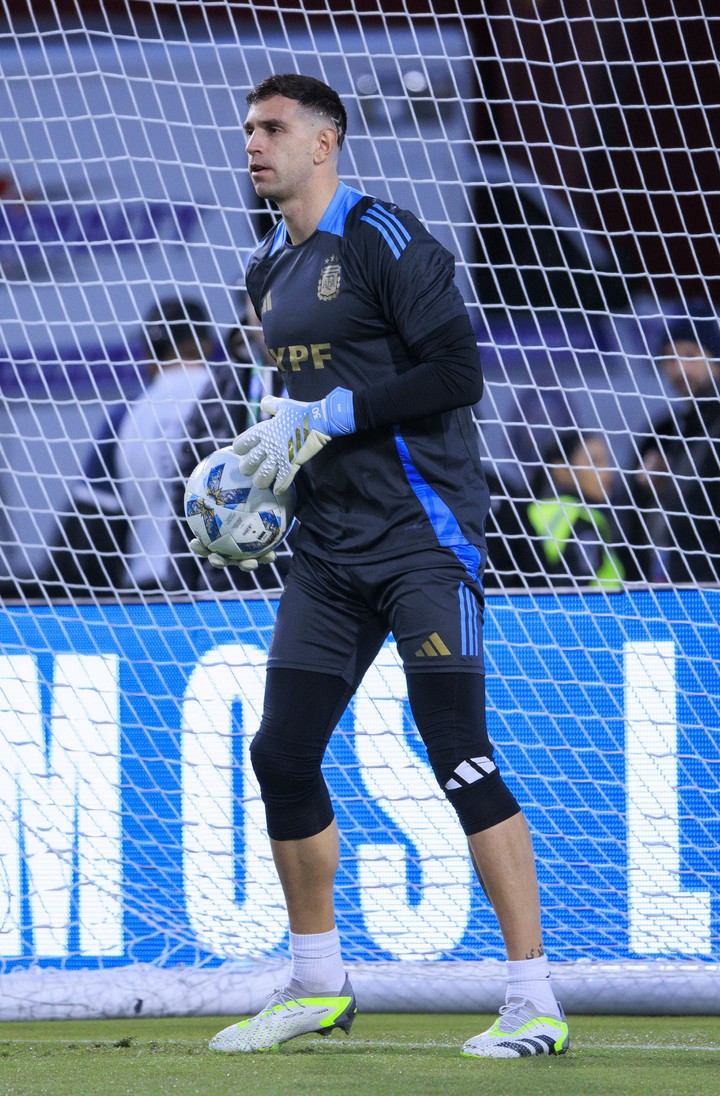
[358,1041,720,1052]
[2,1037,720,1053]
[578,1043,720,1053]
[311,1039,720,1052]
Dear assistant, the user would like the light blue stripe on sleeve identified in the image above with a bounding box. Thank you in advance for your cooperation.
[366,204,411,247]
[361,211,402,258]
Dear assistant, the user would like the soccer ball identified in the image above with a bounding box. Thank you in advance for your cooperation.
[184,446,294,561]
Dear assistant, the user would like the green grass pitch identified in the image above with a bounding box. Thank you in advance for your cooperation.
[0,1013,718,1095]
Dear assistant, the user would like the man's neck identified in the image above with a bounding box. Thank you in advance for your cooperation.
[280,177,339,244]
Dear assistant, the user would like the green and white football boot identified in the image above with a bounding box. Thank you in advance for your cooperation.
[461,998,569,1058]
[209,977,357,1053]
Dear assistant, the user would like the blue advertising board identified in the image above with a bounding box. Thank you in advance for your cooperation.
[0,591,717,972]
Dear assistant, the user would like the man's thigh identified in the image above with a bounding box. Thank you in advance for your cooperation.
[371,548,486,674]
[270,546,485,681]
[268,549,389,686]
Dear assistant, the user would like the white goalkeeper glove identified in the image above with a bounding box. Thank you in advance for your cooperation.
[189,538,277,572]
[233,386,356,494]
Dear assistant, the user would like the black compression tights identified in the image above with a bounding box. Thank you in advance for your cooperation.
[250,666,518,841]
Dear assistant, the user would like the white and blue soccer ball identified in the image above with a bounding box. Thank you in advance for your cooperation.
[184,446,294,561]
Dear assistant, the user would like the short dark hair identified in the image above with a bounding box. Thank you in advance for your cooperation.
[534,429,604,497]
[144,297,211,360]
[542,429,595,470]
[246,73,347,149]
[656,315,720,361]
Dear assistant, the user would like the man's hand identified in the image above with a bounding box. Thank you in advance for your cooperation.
[233,387,355,494]
[189,538,277,572]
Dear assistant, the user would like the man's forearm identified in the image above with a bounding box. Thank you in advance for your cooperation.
[353,313,483,430]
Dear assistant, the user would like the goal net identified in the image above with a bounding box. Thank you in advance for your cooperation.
[0,1,717,1020]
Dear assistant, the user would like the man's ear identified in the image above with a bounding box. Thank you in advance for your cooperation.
[313,125,338,164]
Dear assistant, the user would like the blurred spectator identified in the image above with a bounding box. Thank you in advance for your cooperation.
[617,316,720,585]
[120,295,291,594]
[486,429,625,590]
[22,388,146,601]
[481,386,575,590]
[168,291,289,592]
[24,301,216,598]
[46,401,135,595]
[31,293,287,601]
[116,297,223,592]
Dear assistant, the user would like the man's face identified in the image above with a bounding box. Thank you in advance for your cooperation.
[552,435,613,502]
[659,338,715,396]
[572,435,614,503]
[243,95,323,204]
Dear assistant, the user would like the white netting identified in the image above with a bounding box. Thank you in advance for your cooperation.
[0,2,717,1018]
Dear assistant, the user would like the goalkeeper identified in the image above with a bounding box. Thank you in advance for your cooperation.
[203,73,569,1060]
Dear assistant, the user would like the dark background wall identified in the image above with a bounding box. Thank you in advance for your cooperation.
[472,0,720,302]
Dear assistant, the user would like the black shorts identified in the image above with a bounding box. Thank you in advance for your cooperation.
[268,546,486,686]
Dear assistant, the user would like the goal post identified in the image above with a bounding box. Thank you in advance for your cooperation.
[0,3,718,1019]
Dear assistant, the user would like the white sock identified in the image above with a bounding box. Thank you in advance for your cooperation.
[506,956,560,1016]
[288,928,346,995]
